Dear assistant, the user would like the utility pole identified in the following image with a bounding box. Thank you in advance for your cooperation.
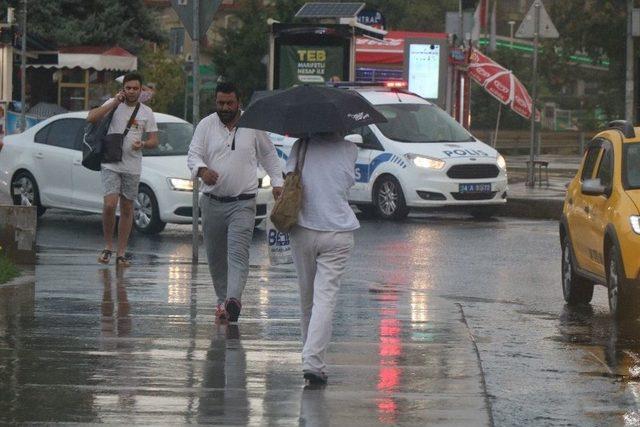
[191,0,200,263]
[626,0,634,123]
[526,1,540,187]
[19,0,26,132]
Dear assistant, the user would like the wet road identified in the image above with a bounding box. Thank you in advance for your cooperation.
[1,210,639,425]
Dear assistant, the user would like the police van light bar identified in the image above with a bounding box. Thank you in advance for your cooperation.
[384,81,407,89]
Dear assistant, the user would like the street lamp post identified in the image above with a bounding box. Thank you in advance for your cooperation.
[19,0,26,133]
[508,20,515,48]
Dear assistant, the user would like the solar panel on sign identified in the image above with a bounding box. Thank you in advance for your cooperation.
[295,2,365,18]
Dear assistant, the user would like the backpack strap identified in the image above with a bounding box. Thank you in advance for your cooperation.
[122,103,141,138]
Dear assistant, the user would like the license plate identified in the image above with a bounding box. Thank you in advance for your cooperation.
[459,183,492,193]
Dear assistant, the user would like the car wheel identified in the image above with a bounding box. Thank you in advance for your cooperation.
[134,186,166,235]
[561,234,594,305]
[607,243,639,320]
[470,206,498,220]
[11,171,46,217]
[373,176,409,220]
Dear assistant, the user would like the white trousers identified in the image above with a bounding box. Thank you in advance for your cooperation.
[290,226,354,373]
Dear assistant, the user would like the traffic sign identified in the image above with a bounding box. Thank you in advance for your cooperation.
[515,0,559,39]
[170,0,221,40]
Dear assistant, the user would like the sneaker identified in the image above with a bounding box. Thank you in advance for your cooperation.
[215,304,228,323]
[303,370,328,385]
[225,298,242,323]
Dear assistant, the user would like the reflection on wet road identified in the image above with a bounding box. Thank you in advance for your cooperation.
[1,211,640,425]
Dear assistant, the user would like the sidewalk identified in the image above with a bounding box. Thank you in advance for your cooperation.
[502,154,580,220]
[0,246,492,425]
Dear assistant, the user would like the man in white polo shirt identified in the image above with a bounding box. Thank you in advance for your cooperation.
[88,72,158,268]
[187,82,283,323]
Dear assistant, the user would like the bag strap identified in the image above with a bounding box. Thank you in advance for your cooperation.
[295,138,308,173]
[122,103,140,138]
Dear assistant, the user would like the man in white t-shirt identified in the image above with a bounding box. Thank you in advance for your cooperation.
[87,73,158,267]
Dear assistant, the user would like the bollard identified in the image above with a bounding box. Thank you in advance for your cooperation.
[0,205,37,264]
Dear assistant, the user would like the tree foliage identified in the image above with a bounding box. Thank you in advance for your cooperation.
[210,0,270,103]
[0,0,164,53]
[138,46,185,116]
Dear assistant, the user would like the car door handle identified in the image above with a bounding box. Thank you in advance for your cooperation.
[34,152,44,159]
[73,159,82,166]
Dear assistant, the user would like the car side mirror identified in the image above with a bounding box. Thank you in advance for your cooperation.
[581,178,607,196]
[345,133,363,145]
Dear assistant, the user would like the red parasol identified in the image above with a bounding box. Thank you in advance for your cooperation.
[468,49,539,121]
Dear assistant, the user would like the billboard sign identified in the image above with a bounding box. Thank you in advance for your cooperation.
[404,38,449,108]
[278,45,345,87]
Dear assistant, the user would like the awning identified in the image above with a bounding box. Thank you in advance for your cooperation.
[356,31,448,65]
[27,46,137,71]
[59,46,136,71]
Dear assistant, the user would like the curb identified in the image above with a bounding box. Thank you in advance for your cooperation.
[0,274,36,289]
[502,197,564,220]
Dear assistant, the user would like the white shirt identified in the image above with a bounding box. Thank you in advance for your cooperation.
[187,112,284,196]
[101,99,157,175]
[285,135,360,232]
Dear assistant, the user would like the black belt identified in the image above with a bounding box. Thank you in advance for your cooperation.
[203,193,256,203]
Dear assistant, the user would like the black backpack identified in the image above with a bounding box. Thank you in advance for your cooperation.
[81,107,116,171]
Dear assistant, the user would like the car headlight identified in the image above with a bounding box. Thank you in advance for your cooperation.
[168,178,193,191]
[631,216,640,234]
[404,153,445,170]
[260,175,271,188]
[496,154,507,170]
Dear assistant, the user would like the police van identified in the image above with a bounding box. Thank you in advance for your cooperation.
[268,85,508,220]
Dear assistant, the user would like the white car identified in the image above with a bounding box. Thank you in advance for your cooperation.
[0,111,273,234]
[270,86,508,219]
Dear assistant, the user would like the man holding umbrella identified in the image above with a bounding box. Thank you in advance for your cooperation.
[187,82,283,323]
[238,85,386,384]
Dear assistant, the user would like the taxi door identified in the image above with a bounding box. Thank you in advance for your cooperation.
[349,125,385,203]
[568,141,603,273]
[583,140,615,277]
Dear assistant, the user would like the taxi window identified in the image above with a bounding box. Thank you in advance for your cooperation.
[624,142,640,189]
[581,143,602,181]
[596,145,614,189]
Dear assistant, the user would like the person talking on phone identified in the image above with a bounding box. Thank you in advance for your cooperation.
[87,72,159,267]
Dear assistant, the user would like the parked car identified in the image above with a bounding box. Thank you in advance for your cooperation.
[268,85,508,219]
[0,112,273,234]
[559,121,640,318]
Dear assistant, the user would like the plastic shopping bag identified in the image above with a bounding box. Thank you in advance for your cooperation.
[266,203,293,265]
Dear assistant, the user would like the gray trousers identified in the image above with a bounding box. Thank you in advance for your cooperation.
[201,195,256,305]
[290,226,354,374]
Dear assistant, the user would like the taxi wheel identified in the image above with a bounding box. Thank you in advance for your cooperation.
[134,185,166,235]
[11,171,46,217]
[373,176,409,220]
[607,244,639,320]
[561,234,594,305]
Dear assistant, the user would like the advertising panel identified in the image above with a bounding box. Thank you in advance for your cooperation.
[278,45,345,87]
[404,38,449,108]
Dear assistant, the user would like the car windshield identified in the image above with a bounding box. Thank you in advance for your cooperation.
[374,103,474,143]
[624,142,640,189]
[144,122,193,156]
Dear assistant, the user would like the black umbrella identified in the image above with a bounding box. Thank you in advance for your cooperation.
[238,85,386,137]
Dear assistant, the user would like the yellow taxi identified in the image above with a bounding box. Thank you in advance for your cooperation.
[560,120,640,319]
